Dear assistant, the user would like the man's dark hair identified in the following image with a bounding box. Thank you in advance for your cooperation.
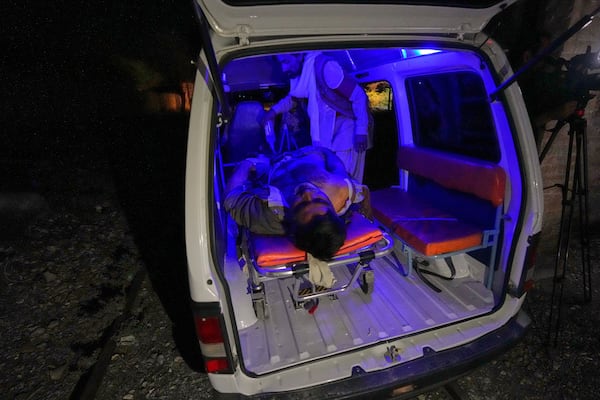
[287,209,346,260]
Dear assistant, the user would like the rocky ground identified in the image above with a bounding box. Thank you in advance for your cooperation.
[2,116,600,400]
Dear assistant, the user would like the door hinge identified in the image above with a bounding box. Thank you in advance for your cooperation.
[236,25,252,46]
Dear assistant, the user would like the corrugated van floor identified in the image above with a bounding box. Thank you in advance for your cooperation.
[238,256,494,375]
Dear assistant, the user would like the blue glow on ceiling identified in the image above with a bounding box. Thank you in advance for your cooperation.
[223,48,447,90]
[410,49,442,57]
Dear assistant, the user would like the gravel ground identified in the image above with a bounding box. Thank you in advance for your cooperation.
[2,116,599,400]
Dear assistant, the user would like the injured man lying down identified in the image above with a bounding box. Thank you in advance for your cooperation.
[224,146,372,287]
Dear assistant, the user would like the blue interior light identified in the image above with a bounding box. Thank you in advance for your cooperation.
[410,49,442,57]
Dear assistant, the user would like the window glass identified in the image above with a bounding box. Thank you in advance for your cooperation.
[364,81,393,112]
[406,72,500,162]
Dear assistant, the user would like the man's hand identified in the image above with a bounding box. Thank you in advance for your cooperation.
[358,186,373,220]
[225,160,255,194]
[261,109,277,126]
[354,134,368,152]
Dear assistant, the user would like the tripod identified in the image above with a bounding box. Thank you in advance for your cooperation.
[539,114,592,346]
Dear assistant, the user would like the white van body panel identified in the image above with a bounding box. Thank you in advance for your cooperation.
[185,67,221,303]
[198,0,518,39]
[206,297,526,396]
[476,37,545,289]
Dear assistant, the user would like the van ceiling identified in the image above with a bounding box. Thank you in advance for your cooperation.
[222,48,442,91]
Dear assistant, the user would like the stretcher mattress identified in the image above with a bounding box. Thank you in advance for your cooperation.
[250,212,384,268]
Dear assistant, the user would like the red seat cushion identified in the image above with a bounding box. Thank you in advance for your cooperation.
[251,212,384,268]
[370,188,483,256]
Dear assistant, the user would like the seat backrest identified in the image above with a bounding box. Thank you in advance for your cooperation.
[397,146,506,207]
[223,101,267,164]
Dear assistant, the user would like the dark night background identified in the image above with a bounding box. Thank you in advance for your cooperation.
[2,0,571,160]
[3,0,198,136]
[1,0,576,273]
[3,0,200,262]
[3,0,206,380]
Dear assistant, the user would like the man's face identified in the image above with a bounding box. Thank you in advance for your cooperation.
[291,183,334,224]
[277,54,304,79]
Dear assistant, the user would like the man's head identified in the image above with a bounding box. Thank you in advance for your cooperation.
[276,53,305,79]
[285,183,346,260]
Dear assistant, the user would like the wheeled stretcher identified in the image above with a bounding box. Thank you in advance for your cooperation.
[241,212,394,319]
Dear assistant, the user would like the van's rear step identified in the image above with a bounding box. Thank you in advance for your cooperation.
[238,254,494,375]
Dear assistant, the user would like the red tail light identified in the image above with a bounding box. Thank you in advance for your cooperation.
[205,358,232,374]
[195,316,225,344]
[511,233,540,297]
[194,311,234,374]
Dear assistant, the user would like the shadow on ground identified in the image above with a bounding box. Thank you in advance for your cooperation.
[108,114,204,372]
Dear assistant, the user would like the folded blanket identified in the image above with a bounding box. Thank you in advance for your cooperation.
[307,253,336,288]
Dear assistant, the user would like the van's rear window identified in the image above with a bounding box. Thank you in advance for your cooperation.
[406,72,500,163]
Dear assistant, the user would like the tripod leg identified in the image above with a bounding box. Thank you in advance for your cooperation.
[547,123,577,346]
[574,118,592,303]
[546,116,593,346]
[539,120,567,163]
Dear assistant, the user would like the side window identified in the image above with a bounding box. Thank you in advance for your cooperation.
[405,72,500,162]
[364,81,393,111]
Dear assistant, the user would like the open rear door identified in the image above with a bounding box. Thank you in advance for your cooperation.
[192,1,231,124]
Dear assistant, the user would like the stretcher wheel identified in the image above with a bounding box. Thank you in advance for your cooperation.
[359,269,374,294]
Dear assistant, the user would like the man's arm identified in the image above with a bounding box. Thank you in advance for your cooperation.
[323,60,370,151]
[224,186,285,235]
[349,86,370,151]
[355,184,373,220]
[225,160,254,195]
[224,161,286,235]
[318,147,349,176]
[262,95,295,126]
[271,95,295,115]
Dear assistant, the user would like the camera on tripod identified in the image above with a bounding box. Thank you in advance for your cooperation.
[519,43,600,145]
[562,45,600,113]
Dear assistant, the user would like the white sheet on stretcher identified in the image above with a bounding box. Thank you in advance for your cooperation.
[307,252,336,288]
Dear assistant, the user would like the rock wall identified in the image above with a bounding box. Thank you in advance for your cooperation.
[535,0,600,273]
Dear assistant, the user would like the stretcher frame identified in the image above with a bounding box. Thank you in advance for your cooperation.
[240,213,394,318]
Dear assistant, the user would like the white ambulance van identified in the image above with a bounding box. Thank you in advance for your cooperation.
[185,1,544,397]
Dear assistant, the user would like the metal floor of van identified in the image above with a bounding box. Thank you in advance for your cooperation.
[238,257,494,375]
